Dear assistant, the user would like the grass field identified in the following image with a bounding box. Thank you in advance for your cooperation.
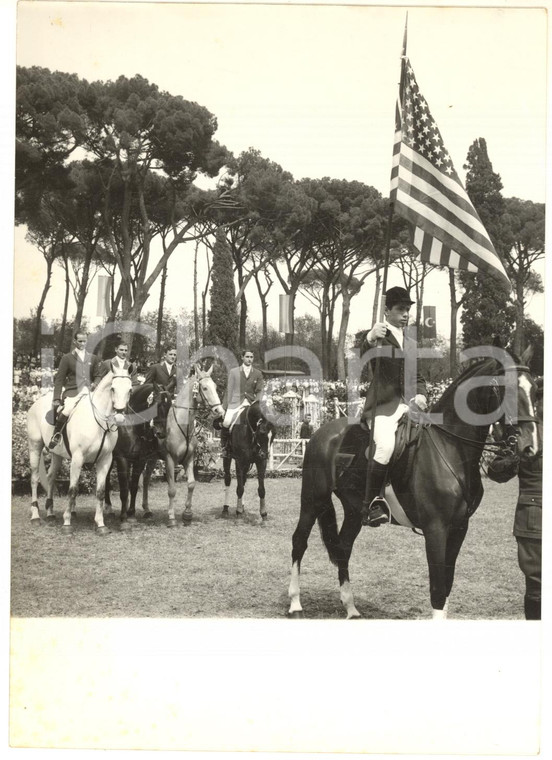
[10,476,525,620]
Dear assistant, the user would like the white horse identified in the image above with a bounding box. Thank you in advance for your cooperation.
[26,366,132,534]
[162,364,225,526]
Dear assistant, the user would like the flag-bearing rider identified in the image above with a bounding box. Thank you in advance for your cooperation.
[360,286,428,527]
[48,330,103,449]
[217,349,265,458]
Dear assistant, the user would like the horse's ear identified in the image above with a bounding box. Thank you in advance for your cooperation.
[206,363,213,376]
[521,344,534,366]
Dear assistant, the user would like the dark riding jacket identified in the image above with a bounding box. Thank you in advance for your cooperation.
[143,361,177,394]
[361,328,427,418]
[53,350,102,402]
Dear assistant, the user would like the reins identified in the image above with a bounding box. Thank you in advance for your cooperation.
[425,362,537,456]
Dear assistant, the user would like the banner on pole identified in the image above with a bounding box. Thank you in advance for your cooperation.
[279,294,292,334]
[390,54,511,290]
[422,305,437,340]
[96,275,112,318]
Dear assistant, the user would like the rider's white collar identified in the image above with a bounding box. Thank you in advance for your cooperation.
[384,320,404,349]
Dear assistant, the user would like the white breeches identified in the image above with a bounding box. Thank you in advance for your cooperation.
[222,400,250,429]
[60,388,89,416]
[369,403,409,465]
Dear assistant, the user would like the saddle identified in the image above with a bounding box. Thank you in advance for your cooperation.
[335,413,425,527]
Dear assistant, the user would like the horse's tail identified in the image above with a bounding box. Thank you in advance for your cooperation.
[300,430,341,567]
[317,503,342,567]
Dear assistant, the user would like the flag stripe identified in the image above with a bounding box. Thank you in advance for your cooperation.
[394,142,494,242]
[396,188,506,273]
[389,58,511,290]
[396,176,497,257]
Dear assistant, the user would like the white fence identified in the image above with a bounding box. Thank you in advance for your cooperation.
[268,438,308,471]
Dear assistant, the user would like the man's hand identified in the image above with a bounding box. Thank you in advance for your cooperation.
[410,394,428,411]
[53,399,62,410]
[367,322,387,344]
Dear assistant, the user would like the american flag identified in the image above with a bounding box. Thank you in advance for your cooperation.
[390,56,511,290]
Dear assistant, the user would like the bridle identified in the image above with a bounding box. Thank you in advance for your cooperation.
[427,363,538,455]
[90,373,133,432]
[171,375,222,439]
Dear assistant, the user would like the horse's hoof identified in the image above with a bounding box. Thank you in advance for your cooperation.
[260,512,268,521]
[119,520,132,531]
[61,525,74,535]
[30,518,42,528]
[288,610,304,619]
[95,525,111,536]
[46,514,56,522]
[167,518,177,528]
[347,613,362,620]
[236,511,244,519]
[182,513,193,525]
[220,506,230,518]
[143,511,153,520]
[71,511,77,518]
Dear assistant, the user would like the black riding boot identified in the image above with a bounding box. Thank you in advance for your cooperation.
[524,596,541,621]
[48,412,67,450]
[220,427,231,458]
[361,459,390,527]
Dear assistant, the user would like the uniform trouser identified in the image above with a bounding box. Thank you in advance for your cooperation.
[369,403,409,464]
[516,537,541,619]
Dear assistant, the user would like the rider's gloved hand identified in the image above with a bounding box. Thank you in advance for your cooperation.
[53,399,62,410]
[410,394,428,411]
[366,322,388,344]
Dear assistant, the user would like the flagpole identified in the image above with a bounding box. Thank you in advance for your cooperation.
[365,20,407,492]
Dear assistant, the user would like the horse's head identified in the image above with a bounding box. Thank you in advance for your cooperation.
[492,348,541,461]
[150,382,173,439]
[109,363,133,422]
[193,363,225,418]
[250,406,276,460]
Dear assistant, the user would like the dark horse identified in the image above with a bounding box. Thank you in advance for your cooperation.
[104,383,173,524]
[289,351,539,619]
[221,402,276,520]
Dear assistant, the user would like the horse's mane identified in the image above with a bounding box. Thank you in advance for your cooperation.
[130,383,154,407]
[431,358,499,413]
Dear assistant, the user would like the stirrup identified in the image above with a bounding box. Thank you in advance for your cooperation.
[362,497,390,527]
[48,432,62,450]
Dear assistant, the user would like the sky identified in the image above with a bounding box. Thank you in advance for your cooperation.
[11,0,548,336]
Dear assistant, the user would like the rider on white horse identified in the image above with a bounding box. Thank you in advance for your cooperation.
[360,287,428,527]
[49,331,103,449]
[219,349,265,458]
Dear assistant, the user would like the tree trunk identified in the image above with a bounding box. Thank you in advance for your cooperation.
[239,292,247,349]
[57,253,71,355]
[72,246,94,334]
[33,256,54,356]
[193,241,200,351]
[201,245,212,345]
[512,280,525,356]
[156,262,168,355]
[327,293,336,380]
[336,288,351,381]
[372,267,381,325]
